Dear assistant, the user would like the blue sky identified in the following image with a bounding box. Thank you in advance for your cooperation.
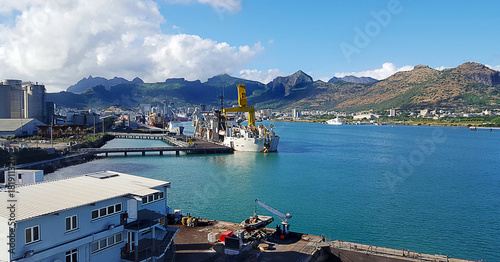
[0,0,499,91]
[161,0,500,78]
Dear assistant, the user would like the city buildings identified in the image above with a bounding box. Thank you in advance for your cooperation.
[0,171,178,262]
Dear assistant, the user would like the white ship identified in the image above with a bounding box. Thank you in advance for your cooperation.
[192,84,279,152]
[167,120,184,135]
[222,118,279,152]
[326,117,344,125]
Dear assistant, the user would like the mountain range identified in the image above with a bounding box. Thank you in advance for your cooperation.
[47,62,500,112]
[67,75,144,94]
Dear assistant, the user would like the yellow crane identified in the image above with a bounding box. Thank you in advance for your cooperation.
[223,84,256,126]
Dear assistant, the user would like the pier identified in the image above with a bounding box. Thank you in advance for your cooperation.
[76,145,232,156]
[107,132,166,139]
[75,132,233,156]
[173,219,478,262]
[469,126,499,131]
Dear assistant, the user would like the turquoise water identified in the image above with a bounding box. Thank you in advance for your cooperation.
[47,122,500,261]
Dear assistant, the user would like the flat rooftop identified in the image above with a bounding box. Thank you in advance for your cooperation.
[0,171,170,221]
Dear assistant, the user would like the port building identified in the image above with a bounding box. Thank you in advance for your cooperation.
[0,118,46,137]
[0,171,178,262]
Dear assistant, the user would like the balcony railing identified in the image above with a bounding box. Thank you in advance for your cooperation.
[121,226,179,262]
[124,209,165,231]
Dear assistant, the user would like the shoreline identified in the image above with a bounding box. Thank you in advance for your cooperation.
[274,118,499,128]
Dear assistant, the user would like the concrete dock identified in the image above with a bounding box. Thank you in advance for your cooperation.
[75,133,234,156]
[172,219,325,262]
[171,219,478,262]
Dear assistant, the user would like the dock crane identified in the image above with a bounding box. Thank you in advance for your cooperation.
[223,84,256,126]
[255,199,292,235]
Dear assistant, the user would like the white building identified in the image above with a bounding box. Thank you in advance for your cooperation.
[389,108,397,117]
[1,169,43,187]
[0,171,178,262]
[418,109,430,117]
[353,113,380,120]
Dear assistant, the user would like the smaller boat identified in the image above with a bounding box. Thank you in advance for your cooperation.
[240,215,274,231]
[326,116,344,125]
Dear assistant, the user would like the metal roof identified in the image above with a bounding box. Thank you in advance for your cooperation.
[0,171,170,222]
[0,118,45,132]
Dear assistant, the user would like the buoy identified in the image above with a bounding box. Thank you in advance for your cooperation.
[280,235,285,240]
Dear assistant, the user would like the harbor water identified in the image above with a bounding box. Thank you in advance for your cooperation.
[46,122,500,261]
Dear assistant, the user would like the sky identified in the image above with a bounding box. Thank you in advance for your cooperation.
[0,0,499,92]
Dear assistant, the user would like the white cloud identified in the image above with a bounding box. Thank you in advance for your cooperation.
[435,66,448,71]
[0,0,260,92]
[334,62,414,80]
[198,0,241,13]
[486,64,500,71]
[167,0,241,13]
[239,68,286,84]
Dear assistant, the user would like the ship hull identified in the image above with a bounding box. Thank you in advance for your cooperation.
[223,135,279,152]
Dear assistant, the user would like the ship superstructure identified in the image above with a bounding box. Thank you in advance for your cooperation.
[192,84,279,152]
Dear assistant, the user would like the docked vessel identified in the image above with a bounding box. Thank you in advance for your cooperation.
[222,123,279,152]
[192,84,279,152]
[326,116,344,125]
[167,120,184,135]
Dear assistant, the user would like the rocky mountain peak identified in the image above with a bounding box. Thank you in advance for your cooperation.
[268,70,313,97]
[413,65,431,70]
[453,62,500,86]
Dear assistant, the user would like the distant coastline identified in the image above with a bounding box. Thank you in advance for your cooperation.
[276,118,498,128]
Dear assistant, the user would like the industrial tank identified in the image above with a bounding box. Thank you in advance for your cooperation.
[2,79,23,118]
[24,82,46,122]
[0,84,11,118]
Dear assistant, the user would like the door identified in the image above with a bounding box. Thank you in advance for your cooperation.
[127,199,137,223]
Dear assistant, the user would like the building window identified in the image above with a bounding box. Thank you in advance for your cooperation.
[66,215,78,232]
[66,249,77,262]
[91,203,122,220]
[142,192,165,205]
[91,233,123,253]
[25,225,40,244]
